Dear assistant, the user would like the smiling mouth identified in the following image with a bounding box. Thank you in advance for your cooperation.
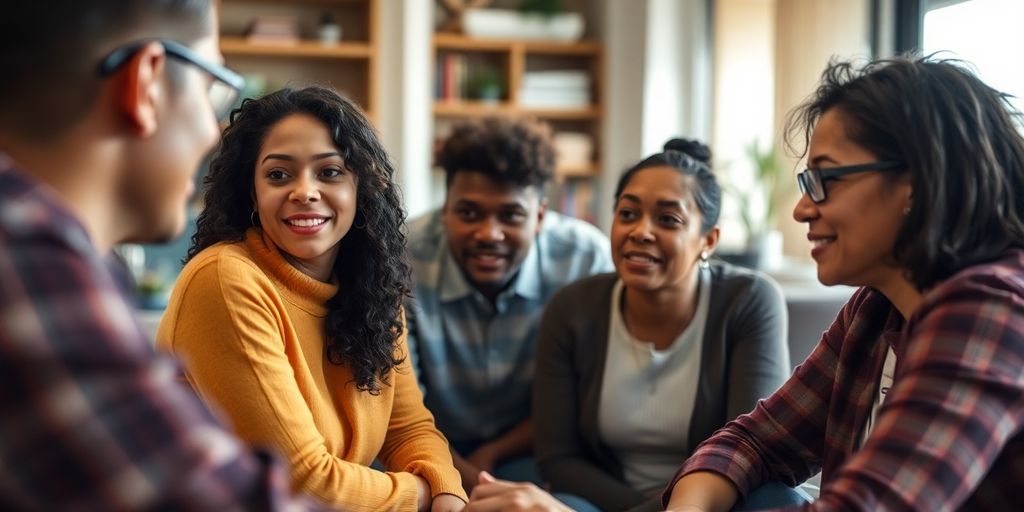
[811,237,836,248]
[285,218,328,227]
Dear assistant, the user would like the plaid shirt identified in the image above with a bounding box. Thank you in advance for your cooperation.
[0,157,328,511]
[667,249,1024,511]
[405,209,612,448]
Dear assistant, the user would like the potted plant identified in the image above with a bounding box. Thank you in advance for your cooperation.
[136,272,169,310]
[722,139,785,270]
[469,65,504,103]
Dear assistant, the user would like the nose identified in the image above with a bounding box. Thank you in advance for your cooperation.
[474,217,505,243]
[289,172,320,203]
[792,192,819,223]
[628,216,655,243]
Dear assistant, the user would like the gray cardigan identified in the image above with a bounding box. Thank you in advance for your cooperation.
[533,262,790,512]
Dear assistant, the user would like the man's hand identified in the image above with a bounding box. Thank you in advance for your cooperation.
[465,443,500,473]
[464,471,572,512]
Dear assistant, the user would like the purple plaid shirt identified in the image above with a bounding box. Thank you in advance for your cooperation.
[666,249,1024,511]
[0,156,329,511]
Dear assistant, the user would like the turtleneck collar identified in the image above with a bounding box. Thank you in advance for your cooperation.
[244,228,338,317]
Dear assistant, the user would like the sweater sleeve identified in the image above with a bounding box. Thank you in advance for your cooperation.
[533,283,649,511]
[376,310,468,503]
[157,256,419,512]
[725,275,791,420]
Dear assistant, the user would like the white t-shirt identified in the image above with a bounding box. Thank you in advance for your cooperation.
[597,268,710,494]
[859,346,897,448]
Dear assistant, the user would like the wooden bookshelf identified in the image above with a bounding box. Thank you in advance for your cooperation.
[218,0,378,120]
[220,37,373,59]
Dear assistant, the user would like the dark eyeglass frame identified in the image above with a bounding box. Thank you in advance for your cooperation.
[97,38,245,119]
[797,160,904,203]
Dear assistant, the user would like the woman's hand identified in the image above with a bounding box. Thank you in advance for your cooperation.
[663,472,737,512]
[432,493,468,512]
[465,471,571,511]
[416,475,432,512]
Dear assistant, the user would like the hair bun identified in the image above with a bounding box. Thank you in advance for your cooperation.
[663,138,711,164]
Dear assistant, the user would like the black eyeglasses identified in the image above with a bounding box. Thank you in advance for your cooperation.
[796,160,904,203]
[98,39,245,121]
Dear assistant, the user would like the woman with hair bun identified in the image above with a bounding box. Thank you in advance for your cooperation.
[532,139,793,511]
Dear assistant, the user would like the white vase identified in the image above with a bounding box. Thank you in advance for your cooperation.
[463,9,585,41]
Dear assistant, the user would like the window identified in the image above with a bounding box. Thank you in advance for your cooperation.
[922,0,1024,116]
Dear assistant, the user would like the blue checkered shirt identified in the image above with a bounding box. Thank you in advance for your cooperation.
[405,210,613,448]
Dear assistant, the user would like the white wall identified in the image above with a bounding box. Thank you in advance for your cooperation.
[597,0,711,231]
[711,0,775,251]
[377,0,434,219]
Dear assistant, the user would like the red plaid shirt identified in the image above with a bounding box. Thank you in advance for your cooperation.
[0,157,329,510]
[666,249,1024,511]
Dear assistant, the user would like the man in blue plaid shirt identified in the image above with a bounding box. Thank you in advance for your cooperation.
[406,117,613,493]
[0,2,333,509]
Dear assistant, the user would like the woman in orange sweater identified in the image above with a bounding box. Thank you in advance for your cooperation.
[157,86,466,512]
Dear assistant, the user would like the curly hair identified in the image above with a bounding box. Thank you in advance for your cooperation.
[785,55,1024,291]
[613,138,721,234]
[436,116,556,189]
[189,86,410,394]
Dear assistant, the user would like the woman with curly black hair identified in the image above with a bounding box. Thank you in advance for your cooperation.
[156,86,466,512]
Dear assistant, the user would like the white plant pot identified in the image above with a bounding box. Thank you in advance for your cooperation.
[463,9,584,41]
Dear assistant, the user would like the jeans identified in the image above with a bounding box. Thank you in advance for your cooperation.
[739,481,813,510]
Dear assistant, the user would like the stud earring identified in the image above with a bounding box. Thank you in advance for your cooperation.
[903,206,911,215]
[699,251,710,269]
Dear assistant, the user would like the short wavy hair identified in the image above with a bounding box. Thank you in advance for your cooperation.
[189,86,410,394]
[786,55,1024,291]
[436,116,556,189]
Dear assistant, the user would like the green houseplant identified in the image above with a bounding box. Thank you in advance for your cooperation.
[469,65,504,103]
[722,139,785,270]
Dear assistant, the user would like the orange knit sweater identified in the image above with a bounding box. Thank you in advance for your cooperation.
[157,229,465,511]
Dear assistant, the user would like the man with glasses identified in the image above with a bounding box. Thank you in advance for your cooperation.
[0,2,330,509]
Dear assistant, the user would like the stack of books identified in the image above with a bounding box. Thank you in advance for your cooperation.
[435,53,469,101]
[519,70,590,108]
[245,16,300,45]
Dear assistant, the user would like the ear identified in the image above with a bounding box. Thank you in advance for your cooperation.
[702,225,721,256]
[534,196,548,235]
[116,41,167,137]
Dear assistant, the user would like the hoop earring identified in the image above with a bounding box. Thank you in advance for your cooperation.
[353,213,367,230]
[250,210,260,226]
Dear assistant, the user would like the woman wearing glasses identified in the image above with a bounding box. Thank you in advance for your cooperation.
[533,139,793,512]
[665,56,1024,511]
[157,86,467,512]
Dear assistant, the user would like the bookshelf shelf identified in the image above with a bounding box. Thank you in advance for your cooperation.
[220,37,373,59]
[433,33,601,56]
[556,162,601,178]
[432,102,601,120]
